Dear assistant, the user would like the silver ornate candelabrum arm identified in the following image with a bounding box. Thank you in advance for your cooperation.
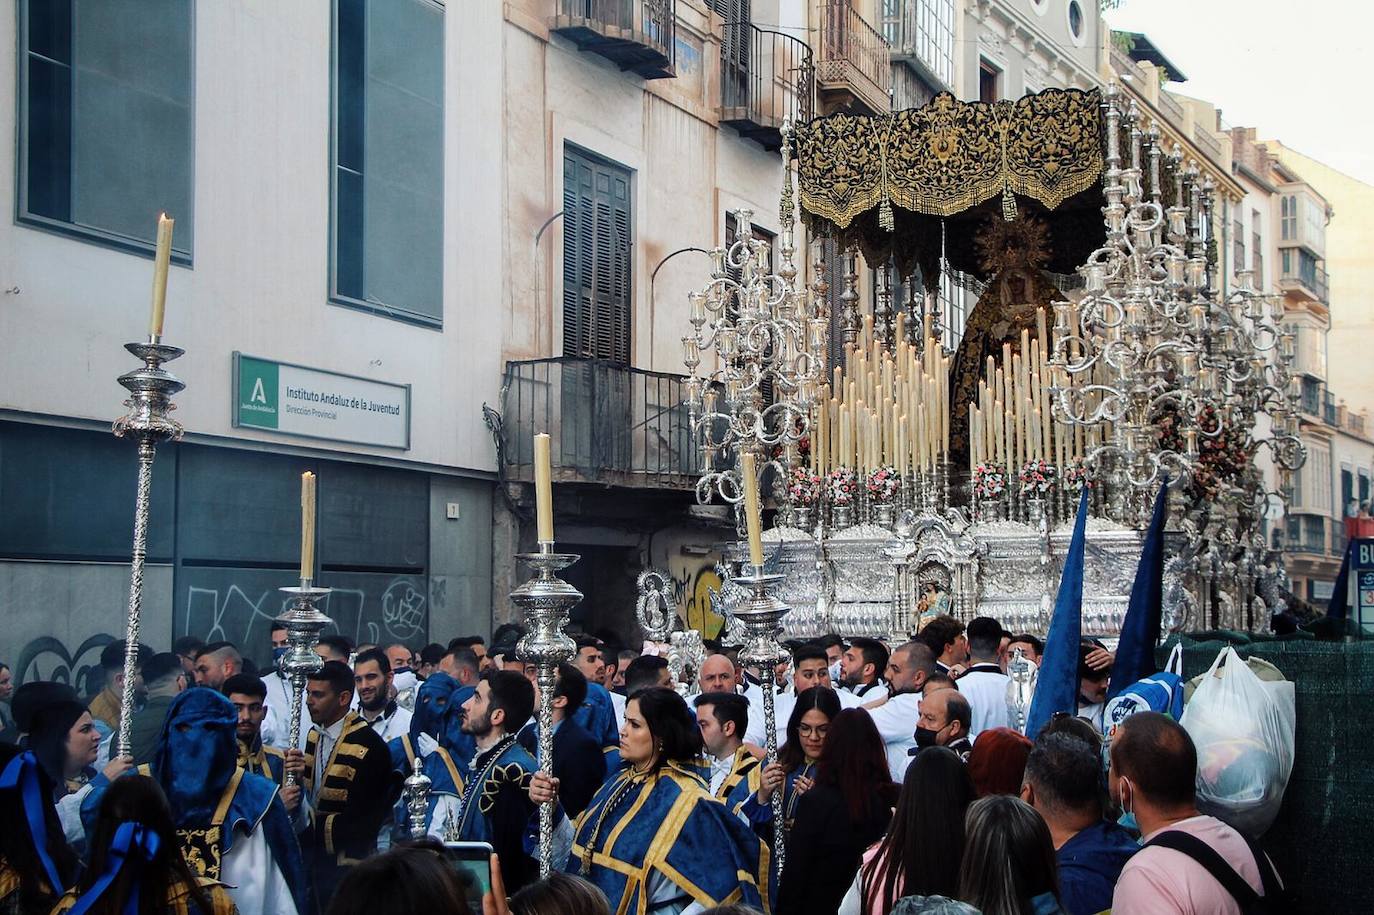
[512,542,580,880]
[732,564,792,874]
[276,580,333,786]
[111,339,186,757]
[404,755,433,840]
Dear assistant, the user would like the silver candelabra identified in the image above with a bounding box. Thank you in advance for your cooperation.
[276,581,333,786]
[684,124,829,532]
[1050,86,1205,526]
[111,339,185,757]
[511,542,580,879]
[731,564,792,874]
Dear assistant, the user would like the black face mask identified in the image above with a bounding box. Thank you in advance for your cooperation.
[914,726,942,749]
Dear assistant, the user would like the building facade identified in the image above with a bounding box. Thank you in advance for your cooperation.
[1,1,509,680]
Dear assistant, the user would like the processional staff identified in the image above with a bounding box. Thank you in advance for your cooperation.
[113,214,185,757]
[734,452,793,872]
[510,433,579,879]
[276,471,333,788]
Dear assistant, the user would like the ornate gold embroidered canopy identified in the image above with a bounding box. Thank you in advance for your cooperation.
[793,88,1108,282]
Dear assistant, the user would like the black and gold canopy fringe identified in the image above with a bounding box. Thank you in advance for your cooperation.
[793,88,1108,283]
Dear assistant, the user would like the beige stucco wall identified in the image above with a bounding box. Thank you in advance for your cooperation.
[1266,144,1374,418]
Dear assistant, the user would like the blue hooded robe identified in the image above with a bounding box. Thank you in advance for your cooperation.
[82,688,309,915]
[388,672,470,836]
[569,762,770,914]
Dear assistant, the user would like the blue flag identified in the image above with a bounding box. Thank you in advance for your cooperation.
[1108,482,1169,700]
[1327,537,1354,620]
[1026,486,1090,739]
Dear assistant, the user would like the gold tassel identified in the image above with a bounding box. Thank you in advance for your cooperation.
[1001,186,1017,222]
[879,197,895,232]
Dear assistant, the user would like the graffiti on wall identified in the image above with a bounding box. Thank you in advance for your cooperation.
[15,634,116,691]
[177,568,428,659]
[648,530,725,640]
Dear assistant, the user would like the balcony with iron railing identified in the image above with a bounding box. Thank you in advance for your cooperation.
[816,1,891,115]
[1284,513,1332,557]
[500,358,700,490]
[879,0,955,90]
[1279,262,1328,305]
[550,0,676,79]
[719,22,814,152]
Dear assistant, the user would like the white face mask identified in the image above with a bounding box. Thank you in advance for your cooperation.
[829,660,843,685]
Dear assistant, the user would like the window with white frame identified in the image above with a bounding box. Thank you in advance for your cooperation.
[917,0,956,87]
[1281,195,1296,241]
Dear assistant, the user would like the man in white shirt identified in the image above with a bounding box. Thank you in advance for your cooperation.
[956,617,1012,740]
[863,641,936,781]
[840,637,890,702]
[353,648,412,743]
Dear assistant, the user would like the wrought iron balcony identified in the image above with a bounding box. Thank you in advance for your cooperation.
[500,358,700,490]
[1278,262,1328,304]
[719,22,814,152]
[1284,513,1330,556]
[816,1,891,115]
[551,0,676,80]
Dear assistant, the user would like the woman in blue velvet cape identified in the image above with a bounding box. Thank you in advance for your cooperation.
[534,687,770,915]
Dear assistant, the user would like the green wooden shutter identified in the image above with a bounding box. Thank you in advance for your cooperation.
[562,146,632,365]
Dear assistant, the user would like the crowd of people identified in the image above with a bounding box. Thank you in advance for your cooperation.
[0,613,1284,914]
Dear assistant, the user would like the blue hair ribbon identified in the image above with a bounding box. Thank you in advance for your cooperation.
[0,751,66,895]
[66,822,161,915]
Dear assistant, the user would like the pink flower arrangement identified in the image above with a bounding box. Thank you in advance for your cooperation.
[788,466,822,506]
[1063,458,1089,494]
[866,466,901,504]
[827,467,858,506]
[1018,459,1057,495]
[973,463,1008,500]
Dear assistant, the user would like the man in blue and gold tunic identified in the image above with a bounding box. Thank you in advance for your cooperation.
[692,691,761,819]
[299,661,397,905]
[224,674,289,790]
[448,670,543,893]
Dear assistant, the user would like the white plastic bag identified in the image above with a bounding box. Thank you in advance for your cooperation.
[1179,646,1296,837]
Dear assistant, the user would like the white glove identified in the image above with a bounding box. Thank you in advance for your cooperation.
[416,732,439,758]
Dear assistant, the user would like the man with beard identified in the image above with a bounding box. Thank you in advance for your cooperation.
[83,688,308,915]
[450,671,542,893]
[353,648,412,742]
[299,661,396,904]
[223,674,301,816]
[864,641,936,781]
[840,637,890,701]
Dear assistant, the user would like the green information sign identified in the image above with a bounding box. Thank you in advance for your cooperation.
[232,353,410,449]
[237,356,280,430]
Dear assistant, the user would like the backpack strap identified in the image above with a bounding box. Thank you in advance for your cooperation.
[1145,830,1262,911]
[1234,827,1285,902]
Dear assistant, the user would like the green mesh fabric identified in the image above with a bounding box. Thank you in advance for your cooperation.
[1158,634,1374,912]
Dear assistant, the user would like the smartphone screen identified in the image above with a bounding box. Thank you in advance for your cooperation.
[442,841,493,910]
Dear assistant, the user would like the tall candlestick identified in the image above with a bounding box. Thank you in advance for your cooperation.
[741,452,764,567]
[149,214,174,340]
[300,471,316,581]
[534,433,554,543]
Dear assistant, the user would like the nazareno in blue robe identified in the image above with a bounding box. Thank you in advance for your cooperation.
[569,761,771,914]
